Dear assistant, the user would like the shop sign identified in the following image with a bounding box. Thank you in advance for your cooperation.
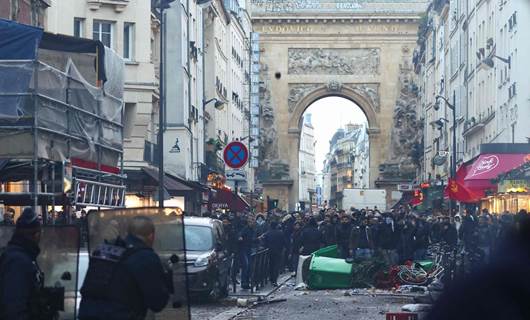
[498,180,530,193]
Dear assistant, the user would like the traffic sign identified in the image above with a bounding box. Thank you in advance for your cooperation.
[223,141,249,169]
[226,169,247,181]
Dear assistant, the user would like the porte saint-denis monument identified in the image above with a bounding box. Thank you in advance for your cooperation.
[252,0,428,210]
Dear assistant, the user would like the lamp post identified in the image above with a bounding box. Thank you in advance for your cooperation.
[435,90,457,215]
[203,97,225,110]
[157,0,175,208]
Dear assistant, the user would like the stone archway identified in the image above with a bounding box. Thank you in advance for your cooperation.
[253,2,426,211]
[285,83,382,210]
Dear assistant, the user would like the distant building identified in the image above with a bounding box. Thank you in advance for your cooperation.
[298,113,316,211]
[322,123,369,208]
[204,0,254,192]
[415,0,530,183]
[46,0,162,207]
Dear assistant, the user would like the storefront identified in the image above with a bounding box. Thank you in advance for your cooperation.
[446,144,530,213]
[481,161,530,213]
[124,168,209,214]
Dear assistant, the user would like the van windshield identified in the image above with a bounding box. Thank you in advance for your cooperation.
[154,224,213,252]
[184,225,214,251]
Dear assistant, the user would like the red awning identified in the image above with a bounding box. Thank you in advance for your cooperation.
[209,188,250,212]
[462,153,530,199]
[465,154,530,181]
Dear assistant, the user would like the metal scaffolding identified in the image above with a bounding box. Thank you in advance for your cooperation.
[0,56,125,216]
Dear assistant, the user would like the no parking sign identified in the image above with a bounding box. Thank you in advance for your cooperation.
[223,141,249,169]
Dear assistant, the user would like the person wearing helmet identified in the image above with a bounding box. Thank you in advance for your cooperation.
[0,207,43,320]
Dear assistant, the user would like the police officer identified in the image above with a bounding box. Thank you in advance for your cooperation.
[0,207,43,320]
[79,216,170,320]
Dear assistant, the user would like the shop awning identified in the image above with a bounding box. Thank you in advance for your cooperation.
[143,168,193,196]
[209,188,250,212]
[458,153,530,200]
[465,154,530,181]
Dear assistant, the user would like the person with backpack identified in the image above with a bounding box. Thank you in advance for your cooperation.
[79,216,170,320]
[0,208,44,320]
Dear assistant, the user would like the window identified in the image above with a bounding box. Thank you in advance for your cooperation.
[74,18,84,38]
[123,103,136,139]
[123,23,134,60]
[93,20,113,48]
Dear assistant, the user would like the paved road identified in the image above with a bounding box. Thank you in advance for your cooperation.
[188,280,416,320]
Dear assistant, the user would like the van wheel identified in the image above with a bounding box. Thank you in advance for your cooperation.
[220,273,229,297]
[209,279,222,302]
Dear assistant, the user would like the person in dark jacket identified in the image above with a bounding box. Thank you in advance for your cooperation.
[336,215,353,259]
[79,216,170,320]
[0,208,43,320]
[440,218,458,248]
[299,218,321,255]
[238,215,257,289]
[319,214,337,247]
[352,218,374,260]
[413,218,430,260]
[290,221,303,273]
[379,215,399,265]
[460,209,478,249]
[477,215,494,264]
[263,221,285,286]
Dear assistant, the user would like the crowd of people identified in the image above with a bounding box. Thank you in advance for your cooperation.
[207,206,528,290]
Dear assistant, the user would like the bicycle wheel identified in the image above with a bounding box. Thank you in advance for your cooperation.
[398,269,428,285]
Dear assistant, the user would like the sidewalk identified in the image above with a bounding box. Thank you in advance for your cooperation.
[228,273,293,297]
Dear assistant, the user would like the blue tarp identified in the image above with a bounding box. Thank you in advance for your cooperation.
[0,18,107,82]
[0,18,43,60]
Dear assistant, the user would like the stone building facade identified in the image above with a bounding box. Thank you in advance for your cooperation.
[322,124,369,207]
[415,0,530,183]
[298,113,316,210]
[0,0,49,27]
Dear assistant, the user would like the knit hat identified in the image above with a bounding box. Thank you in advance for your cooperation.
[16,207,41,230]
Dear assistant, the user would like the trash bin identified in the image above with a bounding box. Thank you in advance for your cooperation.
[416,260,434,272]
[307,245,353,289]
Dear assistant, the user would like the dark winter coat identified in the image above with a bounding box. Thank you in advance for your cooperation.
[238,225,258,254]
[264,228,285,255]
[300,226,322,255]
[352,225,373,250]
[378,223,399,250]
[78,235,170,320]
[414,223,430,251]
[320,222,337,247]
[441,224,458,247]
[336,223,352,249]
[0,234,42,320]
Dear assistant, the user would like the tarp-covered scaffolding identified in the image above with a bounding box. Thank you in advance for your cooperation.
[0,19,125,212]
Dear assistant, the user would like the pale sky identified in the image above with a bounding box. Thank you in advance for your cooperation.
[303,97,368,172]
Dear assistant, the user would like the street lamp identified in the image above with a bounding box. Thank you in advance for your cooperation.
[482,55,511,69]
[156,0,176,208]
[435,91,456,215]
[203,98,226,110]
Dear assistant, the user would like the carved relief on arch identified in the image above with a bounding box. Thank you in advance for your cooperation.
[288,48,380,75]
[344,83,380,112]
[288,83,322,112]
[287,82,380,114]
